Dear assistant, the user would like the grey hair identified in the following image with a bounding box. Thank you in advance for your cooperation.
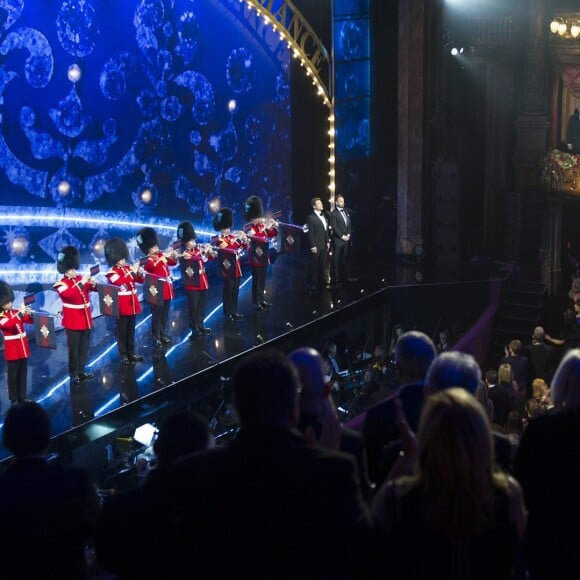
[551,349,580,410]
[426,351,482,395]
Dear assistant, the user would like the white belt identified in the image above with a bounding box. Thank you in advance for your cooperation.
[118,290,136,296]
[4,333,26,340]
[63,303,89,309]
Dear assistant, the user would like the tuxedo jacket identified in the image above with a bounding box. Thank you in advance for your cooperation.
[166,428,374,579]
[330,207,352,240]
[305,211,330,251]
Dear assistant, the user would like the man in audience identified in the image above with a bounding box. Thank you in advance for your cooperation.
[362,330,437,485]
[169,348,374,578]
[424,351,513,473]
[0,401,100,580]
[289,345,373,499]
[523,326,557,388]
[501,338,529,399]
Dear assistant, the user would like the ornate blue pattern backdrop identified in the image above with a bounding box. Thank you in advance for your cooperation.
[0,0,291,313]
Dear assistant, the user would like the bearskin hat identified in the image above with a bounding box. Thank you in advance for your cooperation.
[213,207,233,231]
[0,280,14,307]
[56,245,80,275]
[136,227,159,254]
[104,237,130,266]
[177,221,196,245]
[244,195,264,221]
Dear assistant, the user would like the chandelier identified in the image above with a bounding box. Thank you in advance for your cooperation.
[550,15,580,39]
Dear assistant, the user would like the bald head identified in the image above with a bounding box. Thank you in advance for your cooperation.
[289,346,327,413]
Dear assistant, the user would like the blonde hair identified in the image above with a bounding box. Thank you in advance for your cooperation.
[498,363,513,384]
[531,378,547,400]
[403,388,507,534]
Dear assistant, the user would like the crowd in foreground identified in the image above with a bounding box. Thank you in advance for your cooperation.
[0,328,578,579]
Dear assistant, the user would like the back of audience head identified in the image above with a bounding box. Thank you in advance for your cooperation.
[550,348,580,410]
[414,388,497,533]
[393,330,437,382]
[485,368,498,386]
[153,410,211,468]
[498,362,514,384]
[507,339,522,356]
[2,401,51,458]
[531,378,549,401]
[532,326,545,342]
[233,348,300,429]
[288,346,327,415]
[425,350,481,395]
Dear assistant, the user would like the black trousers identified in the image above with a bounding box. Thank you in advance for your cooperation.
[116,314,136,358]
[308,248,327,288]
[7,358,27,402]
[151,299,171,340]
[223,277,240,316]
[66,328,91,377]
[186,289,207,330]
[332,239,350,282]
[251,266,267,304]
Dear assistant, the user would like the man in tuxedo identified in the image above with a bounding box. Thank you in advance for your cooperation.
[330,193,352,285]
[305,196,330,291]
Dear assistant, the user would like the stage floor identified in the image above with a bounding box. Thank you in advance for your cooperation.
[0,248,399,462]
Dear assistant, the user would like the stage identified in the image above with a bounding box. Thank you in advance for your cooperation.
[0,246,398,464]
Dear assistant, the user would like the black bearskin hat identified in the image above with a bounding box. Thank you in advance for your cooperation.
[104,237,129,266]
[0,280,14,307]
[177,221,196,245]
[213,207,233,231]
[56,246,80,275]
[244,195,264,221]
[136,227,159,254]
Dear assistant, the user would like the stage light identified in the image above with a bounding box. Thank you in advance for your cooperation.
[133,423,159,446]
[450,47,464,56]
[67,63,82,83]
[140,188,153,204]
[208,197,221,213]
[228,99,237,113]
[57,180,71,196]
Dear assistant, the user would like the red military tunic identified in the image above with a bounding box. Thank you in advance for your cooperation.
[53,276,97,330]
[216,234,248,278]
[181,247,214,291]
[143,252,177,300]
[106,265,144,315]
[246,222,278,268]
[0,310,32,360]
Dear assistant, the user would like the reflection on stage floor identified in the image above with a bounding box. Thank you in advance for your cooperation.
[0,250,396,463]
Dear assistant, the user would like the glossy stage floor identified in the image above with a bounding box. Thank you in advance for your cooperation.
[0,246,398,463]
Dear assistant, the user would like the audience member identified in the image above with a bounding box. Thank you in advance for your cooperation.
[530,377,553,410]
[500,339,529,400]
[523,326,557,389]
[95,410,212,579]
[362,330,437,485]
[372,388,527,579]
[0,401,100,580]
[489,362,518,429]
[421,350,513,473]
[289,346,372,499]
[503,409,524,447]
[515,348,580,580]
[168,348,374,579]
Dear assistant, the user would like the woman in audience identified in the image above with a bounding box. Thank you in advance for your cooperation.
[515,348,580,580]
[372,388,527,580]
[489,362,518,429]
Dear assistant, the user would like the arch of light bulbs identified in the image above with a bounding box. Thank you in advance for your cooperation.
[241,0,336,205]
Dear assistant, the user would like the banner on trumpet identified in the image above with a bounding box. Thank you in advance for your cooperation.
[98,284,119,318]
[90,264,100,277]
[34,313,57,349]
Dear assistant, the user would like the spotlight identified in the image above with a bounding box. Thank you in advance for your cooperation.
[285,322,294,330]
[67,63,82,83]
[133,423,159,446]
[140,188,153,204]
[450,47,464,56]
[57,180,71,196]
[256,334,264,343]
[208,197,221,213]
[228,99,237,113]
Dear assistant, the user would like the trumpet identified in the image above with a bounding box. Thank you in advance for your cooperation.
[19,304,33,317]
[232,230,250,245]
